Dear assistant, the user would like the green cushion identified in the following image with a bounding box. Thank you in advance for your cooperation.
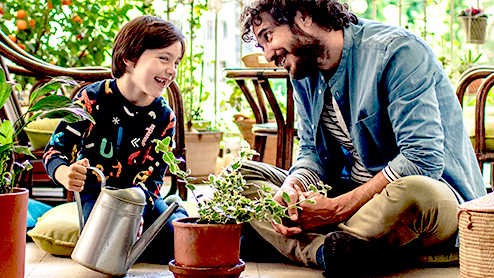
[27,202,79,256]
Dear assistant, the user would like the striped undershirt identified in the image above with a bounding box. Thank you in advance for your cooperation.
[291,90,401,190]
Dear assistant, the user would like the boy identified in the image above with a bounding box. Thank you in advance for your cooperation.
[43,15,187,263]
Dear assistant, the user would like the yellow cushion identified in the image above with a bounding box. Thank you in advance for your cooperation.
[464,115,494,150]
[26,118,61,131]
[27,202,79,256]
[24,118,61,150]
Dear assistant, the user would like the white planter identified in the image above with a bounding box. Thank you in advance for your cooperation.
[185,131,223,177]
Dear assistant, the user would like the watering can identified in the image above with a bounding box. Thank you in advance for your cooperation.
[71,166,179,276]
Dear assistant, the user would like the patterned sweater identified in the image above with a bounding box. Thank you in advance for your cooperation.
[43,79,176,200]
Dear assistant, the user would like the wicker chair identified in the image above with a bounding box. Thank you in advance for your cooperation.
[0,30,187,201]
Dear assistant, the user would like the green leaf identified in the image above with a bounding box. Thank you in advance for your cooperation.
[282,192,291,204]
[28,95,72,112]
[162,153,172,164]
[12,145,35,158]
[273,216,282,225]
[0,68,12,109]
[162,137,171,147]
[0,120,14,146]
[169,163,178,174]
[304,199,316,205]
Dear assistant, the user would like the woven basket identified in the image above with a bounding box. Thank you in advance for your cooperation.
[459,16,488,44]
[458,192,494,277]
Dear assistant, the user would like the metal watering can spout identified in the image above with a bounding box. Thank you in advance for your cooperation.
[126,201,178,268]
[72,166,178,276]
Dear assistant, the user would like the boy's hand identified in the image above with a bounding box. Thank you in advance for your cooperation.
[54,158,90,192]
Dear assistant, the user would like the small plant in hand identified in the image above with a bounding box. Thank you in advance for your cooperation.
[155,138,331,225]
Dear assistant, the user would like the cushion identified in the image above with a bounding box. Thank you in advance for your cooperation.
[27,199,53,230]
[27,202,79,256]
[464,113,494,150]
[26,118,61,131]
[24,118,61,150]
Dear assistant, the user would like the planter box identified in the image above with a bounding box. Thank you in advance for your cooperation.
[185,131,223,178]
[459,16,488,44]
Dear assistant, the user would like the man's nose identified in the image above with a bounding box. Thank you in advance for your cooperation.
[264,46,275,63]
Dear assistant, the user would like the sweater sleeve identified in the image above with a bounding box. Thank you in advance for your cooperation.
[42,88,93,184]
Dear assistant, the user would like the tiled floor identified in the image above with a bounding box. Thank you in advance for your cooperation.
[25,182,461,277]
[25,242,460,278]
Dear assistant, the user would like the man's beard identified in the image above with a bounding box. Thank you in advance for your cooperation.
[287,25,326,80]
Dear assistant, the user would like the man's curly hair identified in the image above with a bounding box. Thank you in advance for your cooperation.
[241,0,358,43]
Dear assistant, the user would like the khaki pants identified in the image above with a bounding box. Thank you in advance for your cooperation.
[239,161,459,267]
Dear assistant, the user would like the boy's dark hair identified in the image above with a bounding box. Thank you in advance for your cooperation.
[112,15,186,78]
[241,0,357,43]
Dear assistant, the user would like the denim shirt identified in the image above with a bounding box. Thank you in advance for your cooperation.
[290,18,486,204]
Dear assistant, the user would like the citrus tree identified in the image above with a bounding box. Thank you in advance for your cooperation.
[0,0,154,68]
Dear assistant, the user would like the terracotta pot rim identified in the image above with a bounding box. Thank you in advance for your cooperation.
[173,217,243,227]
[0,188,29,196]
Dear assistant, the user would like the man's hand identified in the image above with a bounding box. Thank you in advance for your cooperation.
[296,185,339,230]
[271,177,304,236]
[54,158,90,192]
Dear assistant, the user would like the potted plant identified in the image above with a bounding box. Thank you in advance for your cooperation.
[155,137,330,278]
[0,67,93,278]
[458,7,490,44]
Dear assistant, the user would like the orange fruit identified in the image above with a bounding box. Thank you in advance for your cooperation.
[17,43,26,51]
[29,19,36,28]
[8,34,16,43]
[16,9,26,19]
[0,6,3,15]
[16,20,27,30]
[76,34,82,40]
[47,1,53,9]
[73,15,82,23]
[49,61,56,65]
[62,0,71,5]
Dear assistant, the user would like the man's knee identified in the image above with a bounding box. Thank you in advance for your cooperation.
[388,175,458,209]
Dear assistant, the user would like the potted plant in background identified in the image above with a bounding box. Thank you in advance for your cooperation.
[455,50,484,105]
[176,1,223,180]
[156,137,331,278]
[458,7,490,44]
[0,68,93,278]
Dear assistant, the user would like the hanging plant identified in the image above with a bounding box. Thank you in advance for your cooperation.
[458,7,490,44]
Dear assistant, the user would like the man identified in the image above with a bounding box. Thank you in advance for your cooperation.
[239,0,486,275]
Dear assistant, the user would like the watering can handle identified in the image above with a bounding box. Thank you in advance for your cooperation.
[74,166,107,235]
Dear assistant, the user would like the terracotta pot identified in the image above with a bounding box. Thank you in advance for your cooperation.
[0,188,29,278]
[233,115,277,166]
[172,217,242,268]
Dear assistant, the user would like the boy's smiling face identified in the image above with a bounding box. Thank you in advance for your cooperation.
[122,41,183,105]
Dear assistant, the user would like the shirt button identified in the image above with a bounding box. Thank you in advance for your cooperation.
[318,89,322,94]
[311,124,315,129]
